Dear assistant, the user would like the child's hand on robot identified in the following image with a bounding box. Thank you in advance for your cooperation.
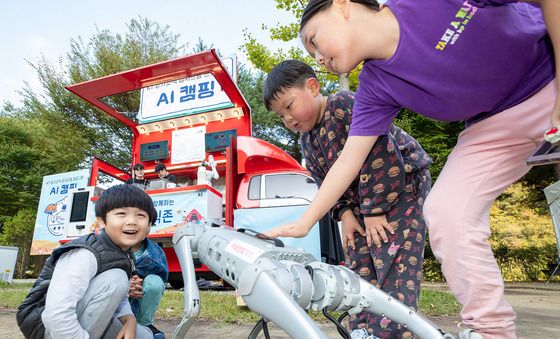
[263,220,313,238]
[364,214,394,248]
[128,274,144,299]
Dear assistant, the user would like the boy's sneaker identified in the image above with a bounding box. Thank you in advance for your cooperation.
[350,328,380,339]
[458,328,484,339]
[544,127,560,144]
[147,324,165,339]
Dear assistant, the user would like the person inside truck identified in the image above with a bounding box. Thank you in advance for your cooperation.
[154,163,177,184]
[263,59,432,339]
[127,163,150,189]
[129,237,168,339]
[17,184,157,339]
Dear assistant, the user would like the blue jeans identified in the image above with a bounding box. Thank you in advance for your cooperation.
[133,274,166,326]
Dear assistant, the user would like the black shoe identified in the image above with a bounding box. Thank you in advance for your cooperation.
[147,324,165,339]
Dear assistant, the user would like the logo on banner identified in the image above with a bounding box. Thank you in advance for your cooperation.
[185,209,204,224]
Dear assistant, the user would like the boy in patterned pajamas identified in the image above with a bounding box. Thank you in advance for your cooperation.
[264,60,432,339]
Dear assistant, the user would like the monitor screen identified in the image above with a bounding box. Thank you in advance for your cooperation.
[69,191,90,222]
[140,141,169,162]
[205,129,236,152]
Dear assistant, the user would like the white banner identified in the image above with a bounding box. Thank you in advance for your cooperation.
[31,169,90,255]
[171,126,206,164]
[139,73,232,123]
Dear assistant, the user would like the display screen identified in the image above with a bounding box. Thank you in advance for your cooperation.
[69,191,90,222]
[140,141,169,162]
[205,129,236,152]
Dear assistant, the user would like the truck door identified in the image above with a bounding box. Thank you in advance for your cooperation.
[234,172,322,260]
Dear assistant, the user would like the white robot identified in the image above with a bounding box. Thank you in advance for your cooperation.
[172,221,456,339]
[196,155,219,187]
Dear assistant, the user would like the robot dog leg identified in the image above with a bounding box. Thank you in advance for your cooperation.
[171,223,201,339]
[305,262,454,339]
[172,222,327,339]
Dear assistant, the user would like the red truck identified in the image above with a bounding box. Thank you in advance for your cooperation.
[35,50,340,288]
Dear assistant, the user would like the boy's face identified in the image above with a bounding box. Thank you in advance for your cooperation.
[157,169,167,178]
[134,168,144,179]
[98,207,151,251]
[269,78,323,133]
[300,1,361,75]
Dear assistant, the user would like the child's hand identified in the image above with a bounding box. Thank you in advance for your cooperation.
[116,315,137,339]
[263,221,313,238]
[128,275,144,299]
[340,210,365,251]
[364,214,394,248]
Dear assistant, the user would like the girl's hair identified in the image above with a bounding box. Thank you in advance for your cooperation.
[300,0,380,30]
[95,184,158,225]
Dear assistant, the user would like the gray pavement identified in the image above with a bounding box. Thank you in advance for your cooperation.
[2,282,559,338]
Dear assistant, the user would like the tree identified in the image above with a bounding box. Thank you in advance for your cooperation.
[0,111,87,220]
[21,17,186,169]
[0,209,37,277]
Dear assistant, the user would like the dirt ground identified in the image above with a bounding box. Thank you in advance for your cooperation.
[1,282,558,338]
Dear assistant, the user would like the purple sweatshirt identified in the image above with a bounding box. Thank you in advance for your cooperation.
[350,0,555,136]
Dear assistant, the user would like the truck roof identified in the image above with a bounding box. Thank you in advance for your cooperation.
[65,49,251,135]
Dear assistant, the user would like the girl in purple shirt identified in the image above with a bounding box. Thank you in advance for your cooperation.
[264,1,559,338]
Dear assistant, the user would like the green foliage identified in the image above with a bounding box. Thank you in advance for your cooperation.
[22,17,186,169]
[0,113,87,218]
[0,209,36,278]
[423,182,558,282]
[393,109,463,179]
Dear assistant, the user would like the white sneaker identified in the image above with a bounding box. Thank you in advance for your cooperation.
[350,328,380,339]
[458,328,484,339]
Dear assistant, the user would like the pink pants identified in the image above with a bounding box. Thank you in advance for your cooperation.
[423,80,557,339]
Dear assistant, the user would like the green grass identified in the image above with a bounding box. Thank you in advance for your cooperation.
[418,289,461,316]
[0,282,32,309]
[2,282,460,322]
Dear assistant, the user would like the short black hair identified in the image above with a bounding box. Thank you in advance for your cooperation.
[263,60,317,111]
[154,163,167,173]
[133,163,145,171]
[95,184,157,225]
[300,0,380,31]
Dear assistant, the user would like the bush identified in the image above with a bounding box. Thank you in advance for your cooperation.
[423,182,558,282]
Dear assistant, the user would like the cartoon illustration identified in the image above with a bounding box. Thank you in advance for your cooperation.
[44,197,67,236]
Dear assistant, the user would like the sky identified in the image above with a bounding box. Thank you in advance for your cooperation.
[0,0,298,105]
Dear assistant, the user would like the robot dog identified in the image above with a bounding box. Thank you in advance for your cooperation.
[172,221,456,339]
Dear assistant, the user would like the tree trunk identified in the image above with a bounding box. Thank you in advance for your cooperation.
[339,73,350,91]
